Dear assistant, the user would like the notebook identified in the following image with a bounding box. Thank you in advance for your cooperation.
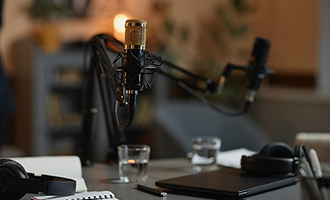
[31,191,120,200]
[156,167,298,199]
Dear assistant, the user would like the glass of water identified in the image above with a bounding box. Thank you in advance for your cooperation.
[117,144,150,183]
[191,136,221,172]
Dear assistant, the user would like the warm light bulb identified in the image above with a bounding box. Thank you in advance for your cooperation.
[128,159,136,164]
[114,14,128,33]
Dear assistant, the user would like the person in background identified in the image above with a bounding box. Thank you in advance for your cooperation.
[0,0,15,154]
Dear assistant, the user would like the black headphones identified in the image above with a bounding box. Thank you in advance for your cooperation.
[241,142,309,176]
[0,158,76,200]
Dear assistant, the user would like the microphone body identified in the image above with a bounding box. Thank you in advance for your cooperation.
[117,19,147,127]
[246,38,274,102]
[123,19,147,94]
[122,49,145,91]
[247,38,271,91]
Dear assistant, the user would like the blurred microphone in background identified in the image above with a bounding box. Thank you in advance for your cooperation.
[245,38,274,104]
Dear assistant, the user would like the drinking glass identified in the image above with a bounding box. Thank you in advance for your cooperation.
[117,144,150,183]
[191,136,221,171]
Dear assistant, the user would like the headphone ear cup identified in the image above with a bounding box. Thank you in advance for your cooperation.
[0,159,29,200]
[0,159,29,179]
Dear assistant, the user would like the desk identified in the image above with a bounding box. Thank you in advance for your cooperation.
[22,158,301,200]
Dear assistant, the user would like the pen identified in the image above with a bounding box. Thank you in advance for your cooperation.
[136,184,167,197]
[309,148,323,178]
[309,149,329,199]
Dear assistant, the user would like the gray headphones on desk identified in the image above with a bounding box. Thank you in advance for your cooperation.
[241,142,308,176]
[0,158,76,200]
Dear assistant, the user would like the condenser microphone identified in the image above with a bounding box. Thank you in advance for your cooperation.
[120,19,147,126]
[245,38,274,103]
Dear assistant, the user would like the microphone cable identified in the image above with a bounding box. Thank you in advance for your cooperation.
[83,34,133,129]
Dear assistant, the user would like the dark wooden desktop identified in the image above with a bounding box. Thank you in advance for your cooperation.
[22,158,301,200]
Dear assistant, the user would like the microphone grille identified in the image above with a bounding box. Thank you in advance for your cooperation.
[125,19,147,50]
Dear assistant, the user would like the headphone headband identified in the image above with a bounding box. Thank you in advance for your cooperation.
[241,143,307,176]
[28,174,76,195]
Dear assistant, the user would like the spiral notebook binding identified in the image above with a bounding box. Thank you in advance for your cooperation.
[31,191,118,200]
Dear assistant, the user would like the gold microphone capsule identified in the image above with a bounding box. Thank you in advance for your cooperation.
[124,19,147,50]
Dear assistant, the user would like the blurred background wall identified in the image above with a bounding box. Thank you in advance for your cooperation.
[0,0,329,158]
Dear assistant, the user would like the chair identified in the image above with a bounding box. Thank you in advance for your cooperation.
[153,101,271,158]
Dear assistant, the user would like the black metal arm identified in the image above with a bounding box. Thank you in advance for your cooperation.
[79,34,273,164]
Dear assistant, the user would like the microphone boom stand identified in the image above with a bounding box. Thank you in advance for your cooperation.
[80,41,126,166]
[79,34,273,165]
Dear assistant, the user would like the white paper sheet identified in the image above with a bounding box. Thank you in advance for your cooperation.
[216,148,256,168]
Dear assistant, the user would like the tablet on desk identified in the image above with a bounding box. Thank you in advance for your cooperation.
[155,167,298,199]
